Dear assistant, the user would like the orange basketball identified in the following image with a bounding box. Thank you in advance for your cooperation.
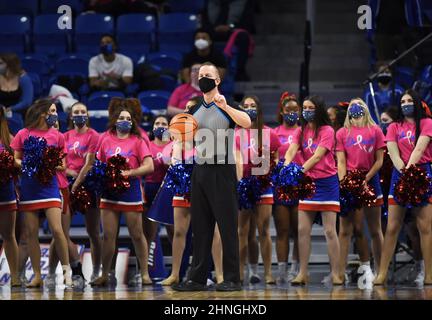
[169,113,198,141]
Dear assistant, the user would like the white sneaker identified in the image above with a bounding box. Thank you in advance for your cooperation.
[414,270,425,285]
[44,274,56,288]
[321,273,332,284]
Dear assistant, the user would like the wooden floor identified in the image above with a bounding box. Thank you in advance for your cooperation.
[2,283,432,300]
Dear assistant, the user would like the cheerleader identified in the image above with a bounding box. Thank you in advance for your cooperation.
[273,92,302,283]
[236,95,280,284]
[10,99,72,288]
[159,98,223,286]
[90,106,154,286]
[284,95,343,285]
[374,89,432,285]
[335,98,385,282]
[0,106,19,287]
[142,115,172,279]
[47,102,102,285]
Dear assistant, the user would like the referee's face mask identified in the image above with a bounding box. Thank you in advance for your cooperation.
[198,66,220,93]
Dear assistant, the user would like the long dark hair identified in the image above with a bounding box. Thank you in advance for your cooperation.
[107,106,142,138]
[241,95,264,155]
[0,53,23,77]
[299,95,332,147]
[396,89,427,145]
[0,105,11,149]
[25,98,55,129]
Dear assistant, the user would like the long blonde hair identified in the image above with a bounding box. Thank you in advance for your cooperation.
[343,98,376,131]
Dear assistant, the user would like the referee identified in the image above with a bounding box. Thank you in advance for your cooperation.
[172,62,251,291]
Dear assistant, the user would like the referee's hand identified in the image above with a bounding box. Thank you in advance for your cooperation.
[214,93,227,111]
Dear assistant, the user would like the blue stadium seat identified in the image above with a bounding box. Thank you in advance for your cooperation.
[87,91,125,110]
[158,13,198,54]
[0,0,38,17]
[138,90,171,113]
[0,15,31,53]
[34,14,72,56]
[117,14,156,55]
[168,0,205,13]
[75,14,114,55]
[7,113,24,135]
[27,72,43,98]
[55,53,91,75]
[20,54,52,75]
[40,0,83,14]
[89,116,109,133]
[160,75,178,92]
[147,51,182,74]
[394,66,415,89]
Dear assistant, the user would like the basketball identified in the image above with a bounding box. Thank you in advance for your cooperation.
[169,113,198,141]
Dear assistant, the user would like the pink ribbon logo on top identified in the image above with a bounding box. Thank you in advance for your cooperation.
[346,135,376,153]
[400,130,415,146]
[67,141,88,156]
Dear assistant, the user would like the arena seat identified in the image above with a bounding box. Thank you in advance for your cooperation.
[87,91,125,110]
[34,14,72,56]
[138,90,171,114]
[0,15,31,53]
[75,14,114,55]
[147,51,183,75]
[117,14,156,55]
[158,13,198,54]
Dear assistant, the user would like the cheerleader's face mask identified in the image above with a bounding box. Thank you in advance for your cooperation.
[348,103,365,120]
[45,104,58,128]
[401,94,415,117]
[116,111,133,134]
[242,97,258,122]
[302,100,316,122]
[153,116,169,140]
[71,103,88,128]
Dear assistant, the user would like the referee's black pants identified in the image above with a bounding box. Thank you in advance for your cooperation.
[188,163,240,284]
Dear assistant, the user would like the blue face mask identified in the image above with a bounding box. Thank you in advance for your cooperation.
[116,120,132,133]
[153,127,167,140]
[283,112,299,126]
[100,43,114,55]
[401,104,415,117]
[46,114,58,128]
[302,110,315,122]
[72,115,88,128]
[245,109,258,121]
[348,103,365,119]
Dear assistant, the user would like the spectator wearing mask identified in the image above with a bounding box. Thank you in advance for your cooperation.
[0,53,34,119]
[89,35,133,92]
[167,64,203,116]
[181,29,228,83]
[364,66,404,123]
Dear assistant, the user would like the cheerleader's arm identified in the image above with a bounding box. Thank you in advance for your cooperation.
[387,141,405,172]
[406,136,431,168]
[123,156,154,177]
[301,146,327,173]
[336,151,347,181]
[283,143,299,166]
[234,149,243,181]
[365,148,384,182]
[14,150,22,168]
[71,153,96,193]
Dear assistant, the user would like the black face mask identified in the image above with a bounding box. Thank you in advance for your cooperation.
[378,75,392,86]
[198,77,217,93]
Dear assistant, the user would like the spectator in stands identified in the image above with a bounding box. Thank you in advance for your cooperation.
[364,65,404,123]
[89,35,133,93]
[167,64,203,116]
[181,29,228,83]
[0,54,34,120]
[203,0,255,81]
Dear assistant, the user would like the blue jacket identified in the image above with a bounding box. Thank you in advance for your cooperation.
[10,73,34,113]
